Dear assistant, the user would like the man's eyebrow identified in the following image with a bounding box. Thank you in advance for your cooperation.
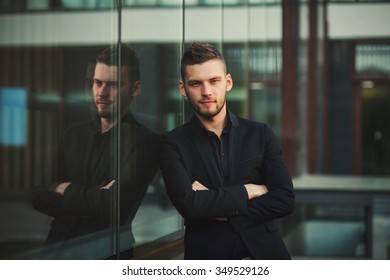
[93,79,119,85]
[106,81,119,85]
[187,79,201,83]
[187,76,222,82]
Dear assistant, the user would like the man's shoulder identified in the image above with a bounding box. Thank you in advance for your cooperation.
[161,123,196,147]
[236,116,269,130]
[162,122,192,137]
[162,116,270,136]
[136,122,161,142]
[119,112,158,139]
[63,119,95,136]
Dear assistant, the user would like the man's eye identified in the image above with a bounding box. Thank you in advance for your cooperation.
[94,81,102,87]
[189,82,200,87]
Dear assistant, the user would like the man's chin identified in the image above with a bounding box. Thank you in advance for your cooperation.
[98,111,113,119]
[197,107,223,119]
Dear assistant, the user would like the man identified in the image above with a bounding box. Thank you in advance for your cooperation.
[32,45,160,259]
[159,42,294,260]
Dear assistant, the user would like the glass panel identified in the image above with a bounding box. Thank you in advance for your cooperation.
[121,2,184,251]
[355,44,390,78]
[0,0,187,261]
[0,3,121,259]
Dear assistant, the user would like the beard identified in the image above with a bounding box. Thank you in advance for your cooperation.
[96,105,115,119]
[187,96,226,119]
[97,110,112,119]
[95,98,131,120]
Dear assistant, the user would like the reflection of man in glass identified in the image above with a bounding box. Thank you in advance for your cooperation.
[32,45,160,259]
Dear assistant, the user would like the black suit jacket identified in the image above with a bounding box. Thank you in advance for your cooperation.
[32,112,160,258]
[160,112,294,259]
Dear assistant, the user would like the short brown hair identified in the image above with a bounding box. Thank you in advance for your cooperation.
[180,42,225,81]
[96,44,140,82]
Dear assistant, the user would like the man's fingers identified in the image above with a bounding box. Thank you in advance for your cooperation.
[100,180,115,189]
[192,181,209,191]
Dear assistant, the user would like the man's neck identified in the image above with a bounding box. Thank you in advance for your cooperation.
[100,109,130,133]
[100,118,116,133]
[197,110,228,138]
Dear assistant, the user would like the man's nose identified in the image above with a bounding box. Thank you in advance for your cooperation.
[98,84,109,97]
[201,84,212,96]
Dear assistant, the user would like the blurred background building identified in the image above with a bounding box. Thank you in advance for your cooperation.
[0,0,390,259]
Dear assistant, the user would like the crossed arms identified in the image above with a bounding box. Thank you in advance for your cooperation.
[159,125,294,227]
[192,180,268,200]
[32,133,159,224]
[191,180,268,222]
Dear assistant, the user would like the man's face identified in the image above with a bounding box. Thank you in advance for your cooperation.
[180,59,233,120]
[92,63,136,119]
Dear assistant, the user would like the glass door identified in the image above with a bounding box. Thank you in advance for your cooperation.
[360,84,390,175]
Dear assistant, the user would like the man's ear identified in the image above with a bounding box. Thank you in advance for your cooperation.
[179,80,187,97]
[226,74,233,92]
[132,81,141,97]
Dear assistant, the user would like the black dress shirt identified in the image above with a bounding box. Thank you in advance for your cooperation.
[203,114,253,259]
[205,121,231,186]
[32,111,160,257]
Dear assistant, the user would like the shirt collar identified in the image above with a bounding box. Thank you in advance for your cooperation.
[91,110,138,135]
[190,109,233,136]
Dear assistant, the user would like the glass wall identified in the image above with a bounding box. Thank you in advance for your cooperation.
[0,1,185,260]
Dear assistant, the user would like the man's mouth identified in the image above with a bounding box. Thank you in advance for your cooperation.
[97,100,111,105]
[200,99,216,104]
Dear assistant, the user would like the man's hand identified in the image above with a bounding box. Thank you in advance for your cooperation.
[244,183,268,200]
[54,182,71,196]
[100,180,115,190]
[54,179,115,196]
[192,180,209,191]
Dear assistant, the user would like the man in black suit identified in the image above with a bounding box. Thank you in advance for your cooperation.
[160,42,294,260]
[32,45,160,259]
